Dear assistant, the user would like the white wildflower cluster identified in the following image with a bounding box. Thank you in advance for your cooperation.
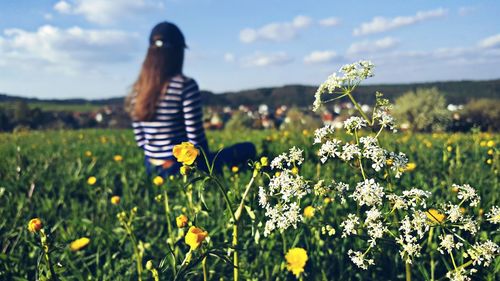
[332,181,349,204]
[313,124,335,144]
[340,213,360,238]
[439,202,479,235]
[270,146,304,169]
[438,234,463,254]
[446,267,472,281]
[360,137,387,171]
[453,184,480,207]
[350,179,385,207]
[260,149,309,236]
[397,212,429,263]
[318,139,342,163]
[348,250,374,270]
[313,60,374,111]
[486,205,500,224]
[386,188,431,210]
[364,208,386,246]
[387,152,408,178]
[466,240,500,267]
[373,108,396,132]
[340,143,361,161]
[343,116,367,134]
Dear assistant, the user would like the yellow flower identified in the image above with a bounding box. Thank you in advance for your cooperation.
[487,149,494,155]
[185,226,208,250]
[176,214,189,228]
[28,218,43,233]
[87,176,97,185]
[285,247,308,278]
[487,140,495,147]
[302,129,309,136]
[260,157,269,167]
[426,209,446,224]
[487,159,493,165]
[153,176,164,186]
[451,186,459,193]
[324,197,332,204]
[447,146,453,152]
[231,166,239,173]
[70,237,90,251]
[111,196,120,205]
[84,150,92,157]
[145,260,154,270]
[303,206,315,218]
[406,162,417,172]
[386,159,393,166]
[173,142,199,166]
[180,165,191,176]
[291,166,299,175]
[114,155,123,162]
[480,140,487,147]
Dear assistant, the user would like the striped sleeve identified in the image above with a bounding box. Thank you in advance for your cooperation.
[132,122,146,148]
[182,79,208,152]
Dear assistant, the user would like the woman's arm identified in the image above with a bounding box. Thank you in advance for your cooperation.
[182,78,209,153]
[132,122,146,148]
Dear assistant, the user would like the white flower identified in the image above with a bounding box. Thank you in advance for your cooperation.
[348,250,374,270]
[446,267,471,281]
[313,124,335,144]
[350,179,385,207]
[340,214,359,238]
[332,180,349,204]
[454,184,480,207]
[343,116,367,134]
[486,206,500,224]
[466,240,500,267]
[445,203,463,223]
[270,147,304,169]
[388,152,408,178]
[340,143,361,161]
[360,136,387,172]
[438,234,463,254]
[318,139,342,163]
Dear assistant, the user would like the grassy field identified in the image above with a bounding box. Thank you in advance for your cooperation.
[0,128,499,280]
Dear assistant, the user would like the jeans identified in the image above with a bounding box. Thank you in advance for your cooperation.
[144,142,256,178]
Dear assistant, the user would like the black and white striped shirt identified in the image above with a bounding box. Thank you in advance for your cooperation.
[132,75,208,160]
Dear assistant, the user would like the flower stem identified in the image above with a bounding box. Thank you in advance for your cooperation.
[347,92,371,125]
[202,256,208,281]
[163,190,174,247]
[405,261,411,281]
[233,224,239,281]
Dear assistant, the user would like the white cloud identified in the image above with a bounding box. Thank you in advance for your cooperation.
[319,17,340,27]
[347,37,399,55]
[53,0,161,25]
[239,15,312,43]
[224,52,235,62]
[478,34,500,49]
[54,1,72,14]
[353,8,448,36]
[303,50,337,64]
[0,25,139,72]
[240,52,292,67]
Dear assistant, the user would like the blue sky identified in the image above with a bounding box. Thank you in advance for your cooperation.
[0,0,499,99]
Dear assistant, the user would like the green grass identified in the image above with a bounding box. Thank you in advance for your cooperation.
[0,129,498,280]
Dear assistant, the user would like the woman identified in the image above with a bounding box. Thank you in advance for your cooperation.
[127,21,255,177]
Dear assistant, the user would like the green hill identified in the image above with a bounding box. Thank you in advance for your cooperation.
[1,79,499,111]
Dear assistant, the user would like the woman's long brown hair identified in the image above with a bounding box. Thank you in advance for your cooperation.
[128,42,184,121]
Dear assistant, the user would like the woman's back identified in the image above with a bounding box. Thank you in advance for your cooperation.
[132,75,207,160]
